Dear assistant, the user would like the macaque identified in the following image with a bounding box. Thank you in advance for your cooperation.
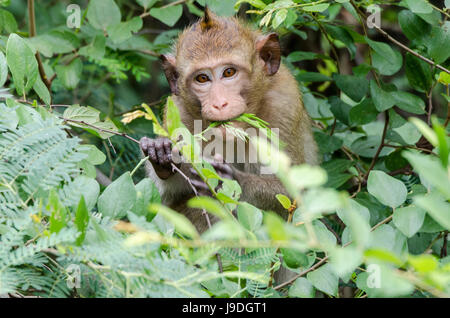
[140,8,318,282]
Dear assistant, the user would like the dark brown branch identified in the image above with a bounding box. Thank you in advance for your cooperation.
[363,111,389,181]
[441,231,448,258]
[28,0,52,92]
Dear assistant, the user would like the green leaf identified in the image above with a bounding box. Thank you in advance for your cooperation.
[237,202,263,231]
[289,277,315,298]
[74,196,89,246]
[324,25,356,59]
[403,151,450,199]
[137,0,158,10]
[79,35,106,60]
[393,205,426,238]
[55,58,83,90]
[404,53,432,93]
[68,176,100,212]
[367,170,407,208]
[431,117,449,168]
[48,190,68,234]
[6,33,39,96]
[356,264,414,297]
[426,24,450,64]
[405,0,432,14]
[0,51,7,87]
[32,77,50,105]
[409,117,438,147]
[306,264,338,297]
[296,72,332,82]
[107,17,143,43]
[370,80,395,112]
[87,0,121,30]
[63,105,100,125]
[97,172,137,218]
[29,31,79,57]
[329,96,351,126]
[314,131,343,155]
[392,91,426,114]
[286,51,320,63]
[150,5,183,27]
[408,254,438,273]
[0,8,17,34]
[288,165,327,190]
[264,212,288,241]
[132,178,160,220]
[204,0,237,16]
[275,194,291,210]
[149,203,199,239]
[188,196,233,221]
[329,246,363,279]
[281,248,309,269]
[78,145,106,165]
[366,38,402,76]
[302,3,329,12]
[336,199,371,248]
[349,98,378,125]
[398,10,431,41]
[414,193,450,230]
[234,0,266,10]
[333,73,368,102]
[165,96,184,138]
[272,9,287,29]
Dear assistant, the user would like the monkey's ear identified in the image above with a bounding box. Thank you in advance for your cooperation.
[256,33,281,76]
[160,54,179,95]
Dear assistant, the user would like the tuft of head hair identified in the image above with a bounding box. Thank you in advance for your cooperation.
[200,6,216,31]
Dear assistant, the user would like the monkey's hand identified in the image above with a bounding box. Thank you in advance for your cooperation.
[189,156,234,196]
[140,136,178,180]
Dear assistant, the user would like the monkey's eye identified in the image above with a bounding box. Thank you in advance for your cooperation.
[223,67,236,78]
[195,74,210,83]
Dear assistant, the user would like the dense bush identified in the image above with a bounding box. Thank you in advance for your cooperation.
[0,0,449,298]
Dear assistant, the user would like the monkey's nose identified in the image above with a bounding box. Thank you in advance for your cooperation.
[213,102,228,110]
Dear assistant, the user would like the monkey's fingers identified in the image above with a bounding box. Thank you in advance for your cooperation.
[163,139,172,161]
[210,162,234,179]
[140,137,158,163]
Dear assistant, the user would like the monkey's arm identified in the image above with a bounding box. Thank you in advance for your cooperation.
[144,160,194,205]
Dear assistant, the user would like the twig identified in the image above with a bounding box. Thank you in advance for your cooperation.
[62,117,140,144]
[363,111,389,181]
[441,231,448,258]
[28,0,52,92]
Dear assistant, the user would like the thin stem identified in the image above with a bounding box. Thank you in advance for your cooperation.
[28,0,52,92]
[363,111,389,181]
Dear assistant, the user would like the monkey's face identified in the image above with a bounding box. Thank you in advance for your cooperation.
[188,61,250,122]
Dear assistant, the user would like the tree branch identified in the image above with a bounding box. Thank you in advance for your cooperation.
[364,111,389,181]
[28,0,52,91]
